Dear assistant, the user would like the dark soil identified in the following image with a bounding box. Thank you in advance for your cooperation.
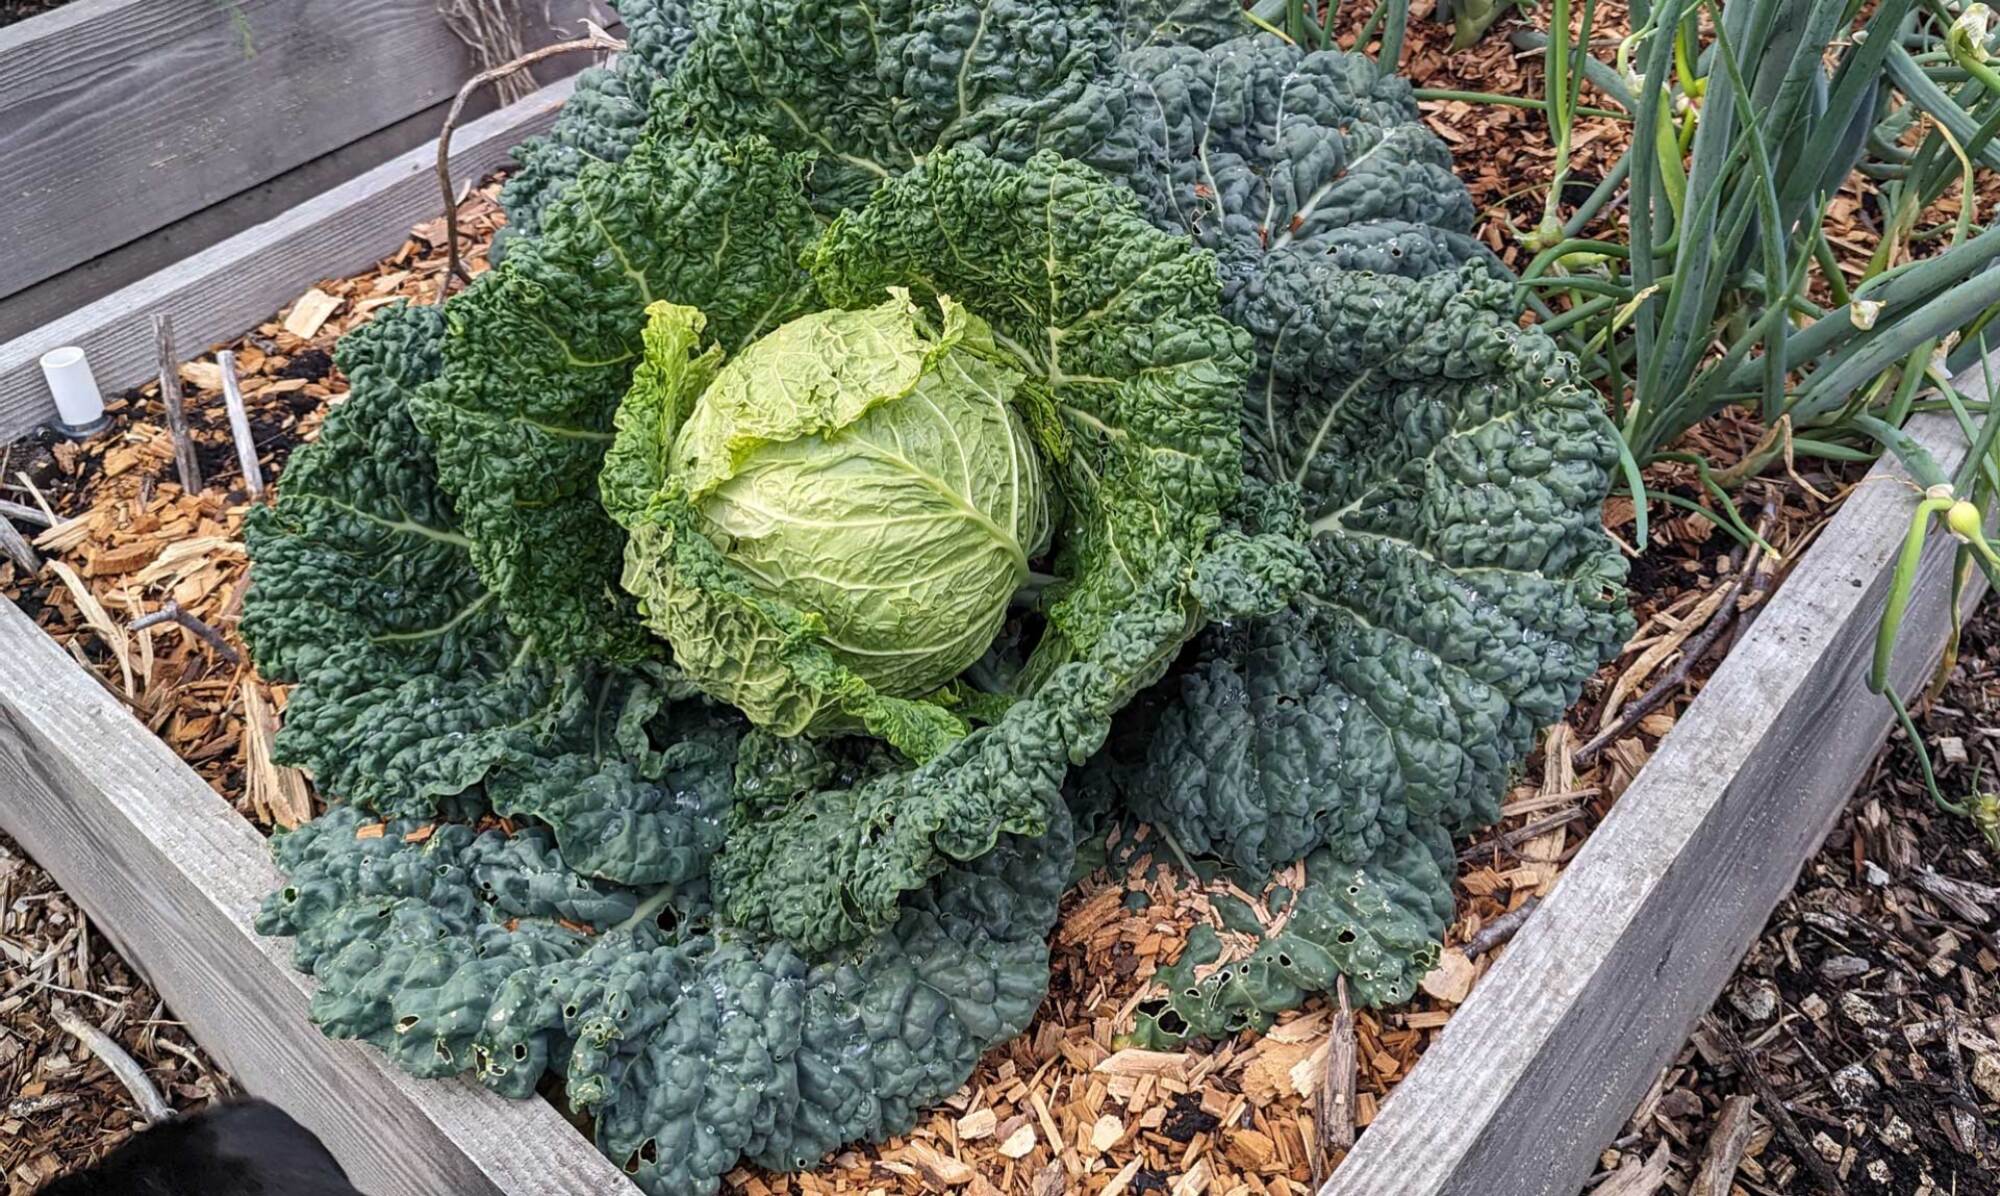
[0,0,76,28]
[1583,616,2000,1195]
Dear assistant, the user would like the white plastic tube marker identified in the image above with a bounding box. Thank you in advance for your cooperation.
[39,345,107,435]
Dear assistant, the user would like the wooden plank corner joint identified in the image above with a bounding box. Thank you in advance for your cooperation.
[0,596,638,1196]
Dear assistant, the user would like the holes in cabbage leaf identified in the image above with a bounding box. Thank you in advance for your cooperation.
[513,1043,529,1061]
[395,1015,420,1033]
[1275,952,1293,969]
[1336,929,1357,944]
[1137,999,1188,1039]
[622,1143,659,1176]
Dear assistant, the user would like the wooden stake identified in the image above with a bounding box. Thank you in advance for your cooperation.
[216,350,266,499]
[1314,976,1358,1178]
[152,313,203,494]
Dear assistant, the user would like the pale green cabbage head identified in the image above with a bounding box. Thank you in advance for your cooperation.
[611,292,1052,736]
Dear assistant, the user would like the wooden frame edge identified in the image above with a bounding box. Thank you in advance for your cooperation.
[0,597,641,1196]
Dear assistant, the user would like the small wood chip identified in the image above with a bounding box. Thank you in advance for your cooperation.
[997,1123,1037,1159]
[177,360,224,393]
[1096,1048,1189,1078]
[1595,1141,1672,1196]
[901,1143,973,1186]
[1090,1113,1124,1152]
[1101,1158,1144,1196]
[1418,947,1478,1004]
[956,1107,997,1140]
[283,287,343,340]
[1170,1157,1212,1196]
[1689,1095,1758,1196]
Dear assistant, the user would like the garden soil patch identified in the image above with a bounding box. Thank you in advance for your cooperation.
[0,0,75,29]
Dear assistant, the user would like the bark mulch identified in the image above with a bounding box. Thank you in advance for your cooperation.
[1577,618,2000,1196]
[0,833,230,1194]
[0,0,75,29]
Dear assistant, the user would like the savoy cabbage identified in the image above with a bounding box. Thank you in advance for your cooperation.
[244,0,1632,1189]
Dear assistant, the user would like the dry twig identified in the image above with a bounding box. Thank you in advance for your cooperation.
[435,29,625,300]
[129,600,241,665]
[1577,502,1780,768]
[0,498,52,527]
[435,0,532,101]
[1464,895,1542,958]
[53,1004,173,1124]
[1714,1019,1845,1194]
[152,314,203,494]
[1457,807,1586,863]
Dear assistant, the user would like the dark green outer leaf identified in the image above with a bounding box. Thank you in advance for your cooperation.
[1118,36,1490,296]
[1134,825,1454,1042]
[420,137,821,662]
[256,794,1075,1196]
[243,303,738,887]
[496,0,699,250]
[1121,260,1629,875]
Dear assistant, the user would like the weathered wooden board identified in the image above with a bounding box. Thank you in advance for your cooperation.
[0,74,577,445]
[1324,398,1987,1196]
[0,597,644,1196]
[0,0,608,301]
[0,101,453,345]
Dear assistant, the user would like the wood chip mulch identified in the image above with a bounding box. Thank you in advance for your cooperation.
[0,833,228,1194]
[0,0,75,30]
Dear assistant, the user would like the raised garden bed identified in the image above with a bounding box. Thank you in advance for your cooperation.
[0,43,1991,1196]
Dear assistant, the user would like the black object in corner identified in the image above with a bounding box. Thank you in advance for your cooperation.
[36,1099,367,1196]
